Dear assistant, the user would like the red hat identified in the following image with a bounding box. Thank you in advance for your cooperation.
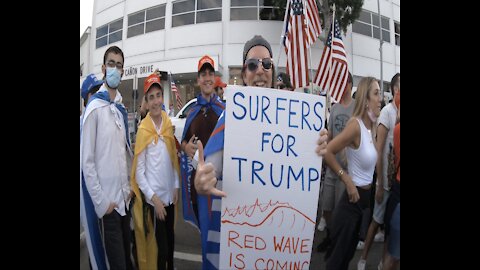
[214,76,227,88]
[198,55,215,71]
[144,73,162,94]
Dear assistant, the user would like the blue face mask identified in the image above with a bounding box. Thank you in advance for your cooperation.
[106,67,121,89]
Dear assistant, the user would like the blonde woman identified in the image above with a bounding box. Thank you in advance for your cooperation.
[323,77,382,270]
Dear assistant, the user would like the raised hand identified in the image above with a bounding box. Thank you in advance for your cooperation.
[194,140,227,197]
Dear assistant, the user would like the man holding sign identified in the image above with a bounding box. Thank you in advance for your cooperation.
[193,35,329,270]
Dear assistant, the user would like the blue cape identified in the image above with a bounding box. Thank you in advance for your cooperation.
[179,94,224,269]
[202,112,225,269]
[80,89,130,270]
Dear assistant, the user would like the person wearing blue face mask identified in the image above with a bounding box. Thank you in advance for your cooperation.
[81,45,134,270]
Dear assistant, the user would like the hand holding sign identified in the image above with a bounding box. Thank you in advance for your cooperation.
[194,140,227,198]
[315,129,328,156]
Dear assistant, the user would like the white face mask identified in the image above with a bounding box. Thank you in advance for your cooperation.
[367,107,378,123]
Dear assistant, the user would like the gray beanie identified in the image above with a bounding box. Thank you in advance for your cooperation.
[243,35,273,63]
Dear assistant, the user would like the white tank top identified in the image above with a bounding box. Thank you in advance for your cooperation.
[346,118,377,187]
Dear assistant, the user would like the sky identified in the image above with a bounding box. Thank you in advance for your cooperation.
[80,0,94,37]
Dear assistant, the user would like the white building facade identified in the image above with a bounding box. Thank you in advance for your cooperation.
[80,0,400,114]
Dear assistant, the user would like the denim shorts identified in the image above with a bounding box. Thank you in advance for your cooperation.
[372,188,390,224]
[388,203,400,260]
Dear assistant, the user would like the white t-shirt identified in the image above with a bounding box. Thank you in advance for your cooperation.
[377,102,398,190]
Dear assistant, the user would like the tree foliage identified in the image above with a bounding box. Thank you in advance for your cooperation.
[271,0,364,41]
[320,0,364,36]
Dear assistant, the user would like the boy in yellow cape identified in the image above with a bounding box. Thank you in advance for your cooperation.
[131,73,180,270]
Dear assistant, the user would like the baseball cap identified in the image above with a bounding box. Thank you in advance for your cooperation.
[243,35,273,64]
[81,73,104,100]
[198,55,215,72]
[144,73,162,94]
[214,76,227,88]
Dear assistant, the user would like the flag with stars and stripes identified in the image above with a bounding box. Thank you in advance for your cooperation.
[170,73,183,110]
[314,19,349,102]
[305,0,322,45]
[283,0,311,89]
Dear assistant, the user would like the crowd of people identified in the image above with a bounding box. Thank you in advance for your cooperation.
[80,35,400,270]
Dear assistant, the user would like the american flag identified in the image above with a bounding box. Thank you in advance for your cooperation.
[170,73,183,110]
[283,0,312,89]
[305,0,322,45]
[313,19,349,103]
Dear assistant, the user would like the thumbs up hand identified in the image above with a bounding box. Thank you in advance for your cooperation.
[194,140,227,198]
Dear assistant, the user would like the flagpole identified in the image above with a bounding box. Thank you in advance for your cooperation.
[276,0,291,75]
[308,45,314,94]
[325,4,336,121]
[168,71,174,114]
[304,0,317,95]
[133,73,137,134]
[377,0,384,100]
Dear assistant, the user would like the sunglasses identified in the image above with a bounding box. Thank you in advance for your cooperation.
[244,58,273,72]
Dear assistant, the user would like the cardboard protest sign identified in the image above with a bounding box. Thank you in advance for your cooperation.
[220,86,326,269]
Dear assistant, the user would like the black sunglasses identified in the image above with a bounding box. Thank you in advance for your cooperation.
[244,58,273,72]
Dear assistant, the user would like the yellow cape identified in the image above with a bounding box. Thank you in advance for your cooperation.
[130,111,180,269]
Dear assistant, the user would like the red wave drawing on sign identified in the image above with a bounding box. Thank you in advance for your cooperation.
[222,198,289,218]
[221,199,315,228]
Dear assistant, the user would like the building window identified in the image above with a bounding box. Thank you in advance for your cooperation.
[127,5,166,38]
[394,21,400,46]
[229,67,243,85]
[96,18,123,49]
[353,10,390,43]
[172,0,222,27]
[231,0,284,21]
